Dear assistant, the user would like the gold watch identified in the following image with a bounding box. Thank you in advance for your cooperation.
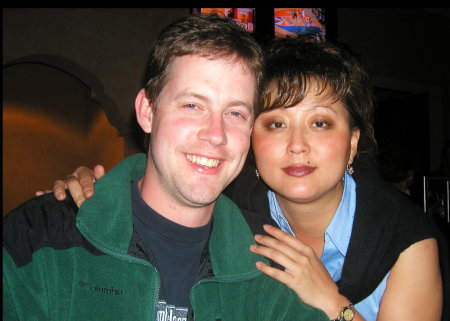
[330,302,355,321]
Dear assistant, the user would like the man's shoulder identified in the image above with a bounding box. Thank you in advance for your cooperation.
[3,193,96,267]
[4,193,79,230]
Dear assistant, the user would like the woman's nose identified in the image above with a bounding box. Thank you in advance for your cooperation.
[287,128,309,155]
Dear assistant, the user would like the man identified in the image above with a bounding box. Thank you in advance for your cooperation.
[3,14,328,321]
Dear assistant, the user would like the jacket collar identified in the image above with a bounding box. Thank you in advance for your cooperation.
[76,153,146,256]
[76,153,265,279]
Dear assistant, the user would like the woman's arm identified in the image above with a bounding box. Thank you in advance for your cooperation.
[250,226,443,321]
[377,238,442,321]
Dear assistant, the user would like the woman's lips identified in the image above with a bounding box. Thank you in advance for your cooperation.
[282,165,315,177]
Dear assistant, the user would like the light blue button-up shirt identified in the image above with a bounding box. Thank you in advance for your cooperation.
[268,173,388,321]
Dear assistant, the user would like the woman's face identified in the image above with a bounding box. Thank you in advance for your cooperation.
[252,87,360,205]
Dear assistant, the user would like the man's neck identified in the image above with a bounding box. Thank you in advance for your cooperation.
[137,177,214,228]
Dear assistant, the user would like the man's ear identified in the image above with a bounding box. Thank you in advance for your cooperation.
[135,89,153,134]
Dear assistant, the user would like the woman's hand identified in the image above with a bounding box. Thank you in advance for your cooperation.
[35,165,105,208]
[250,224,351,319]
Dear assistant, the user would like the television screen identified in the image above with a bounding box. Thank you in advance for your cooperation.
[191,8,255,33]
[274,8,326,39]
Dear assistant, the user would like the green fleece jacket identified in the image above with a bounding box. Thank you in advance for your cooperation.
[3,153,328,321]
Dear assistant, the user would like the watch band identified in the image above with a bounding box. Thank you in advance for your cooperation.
[330,302,355,321]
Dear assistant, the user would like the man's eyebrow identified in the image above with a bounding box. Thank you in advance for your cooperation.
[227,99,253,111]
[174,91,209,103]
[174,92,253,111]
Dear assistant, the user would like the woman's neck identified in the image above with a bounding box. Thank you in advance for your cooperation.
[275,180,344,239]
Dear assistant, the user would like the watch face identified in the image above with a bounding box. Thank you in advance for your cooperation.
[343,307,355,321]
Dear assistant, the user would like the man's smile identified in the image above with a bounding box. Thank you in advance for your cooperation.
[185,154,220,168]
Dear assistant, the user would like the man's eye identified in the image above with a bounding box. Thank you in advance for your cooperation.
[185,104,198,109]
[230,111,242,118]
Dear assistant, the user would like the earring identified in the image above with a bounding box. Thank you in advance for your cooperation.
[346,164,354,176]
[255,169,260,179]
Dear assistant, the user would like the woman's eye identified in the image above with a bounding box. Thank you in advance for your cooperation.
[313,120,328,128]
[269,122,285,129]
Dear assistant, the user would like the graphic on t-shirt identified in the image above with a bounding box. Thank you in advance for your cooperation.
[157,300,189,321]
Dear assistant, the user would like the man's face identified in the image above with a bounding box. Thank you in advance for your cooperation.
[142,55,255,219]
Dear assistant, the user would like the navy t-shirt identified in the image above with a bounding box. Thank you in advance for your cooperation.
[131,181,211,320]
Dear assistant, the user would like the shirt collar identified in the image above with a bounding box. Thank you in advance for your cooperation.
[325,173,356,257]
[268,172,357,256]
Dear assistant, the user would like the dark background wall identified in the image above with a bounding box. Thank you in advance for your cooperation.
[3,8,188,152]
[3,8,450,213]
[337,8,450,169]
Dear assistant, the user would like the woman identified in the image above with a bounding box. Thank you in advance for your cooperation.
[45,35,448,321]
[227,35,448,321]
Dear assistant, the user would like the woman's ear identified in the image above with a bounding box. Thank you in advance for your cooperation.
[135,89,153,134]
[349,128,361,164]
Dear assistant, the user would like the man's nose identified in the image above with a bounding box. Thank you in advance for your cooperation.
[198,112,227,146]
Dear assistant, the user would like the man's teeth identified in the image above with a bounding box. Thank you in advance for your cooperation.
[186,154,220,168]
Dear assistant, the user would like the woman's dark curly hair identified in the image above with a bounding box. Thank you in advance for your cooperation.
[258,34,377,156]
